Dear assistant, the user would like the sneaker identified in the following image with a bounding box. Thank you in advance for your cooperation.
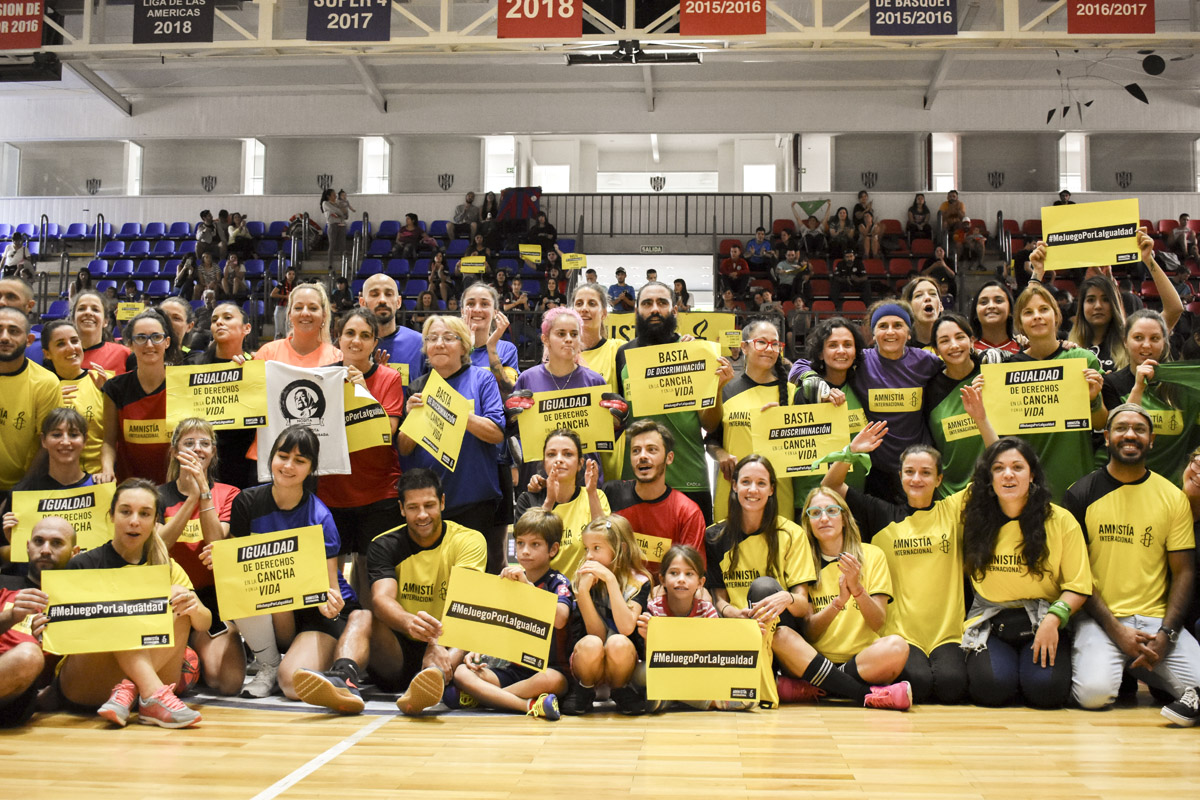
[241,661,279,699]
[610,684,645,716]
[864,681,913,711]
[396,667,444,716]
[561,683,595,716]
[177,647,201,697]
[293,668,365,715]
[137,684,202,729]
[526,693,560,721]
[442,684,478,710]
[777,675,826,704]
[1162,686,1200,727]
[97,679,137,727]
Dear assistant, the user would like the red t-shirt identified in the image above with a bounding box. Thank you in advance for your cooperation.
[82,340,130,375]
[974,338,1021,356]
[160,481,239,588]
[102,371,169,484]
[721,258,749,277]
[318,364,404,508]
[0,586,38,654]
[604,481,707,576]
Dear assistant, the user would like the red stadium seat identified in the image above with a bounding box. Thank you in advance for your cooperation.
[888,258,913,278]
[772,218,796,235]
[1158,219,1180,235]
[1022,219,1042,238]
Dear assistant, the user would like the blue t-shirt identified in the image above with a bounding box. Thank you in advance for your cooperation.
[229,483,356,603]
[379,325,424,389]
[608,283,634,307]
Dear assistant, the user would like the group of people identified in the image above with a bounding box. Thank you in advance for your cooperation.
[2,220,1200,732]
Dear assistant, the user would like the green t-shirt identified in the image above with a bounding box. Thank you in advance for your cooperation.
[1118,362,1200,485]
[925,365,984,498]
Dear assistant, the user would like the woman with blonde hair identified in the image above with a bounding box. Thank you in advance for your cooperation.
[254,282,340,367]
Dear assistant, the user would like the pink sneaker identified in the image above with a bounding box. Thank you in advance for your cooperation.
[864,681,912,711]
[138,683,202,728]
[777,675,826,704]
[97,678,137,727]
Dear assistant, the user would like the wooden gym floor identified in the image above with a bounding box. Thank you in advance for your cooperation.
[3,698,1200,799]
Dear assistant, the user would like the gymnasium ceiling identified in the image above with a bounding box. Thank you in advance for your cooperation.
[2,0,1200,107]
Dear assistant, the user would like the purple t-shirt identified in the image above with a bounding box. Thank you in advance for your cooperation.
[513,363,609,484]
[789,346,941,471]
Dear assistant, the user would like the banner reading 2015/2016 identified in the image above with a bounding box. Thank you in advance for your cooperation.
[870,0,956,35]
[307,0,391,41]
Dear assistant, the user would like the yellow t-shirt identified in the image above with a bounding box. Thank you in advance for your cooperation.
[970,505,1093,604]
[808,543,893,664]
[712,375,794,521]
[706,516,817,610]
[1068,469,1194,619]
[872,490,966,653]
[548,488,612,580]
[368,520,487,620]
[0,359,62,490]
[58,369,109,476]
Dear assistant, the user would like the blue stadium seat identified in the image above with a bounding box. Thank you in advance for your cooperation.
[42,223,61,241]
[558,238,575,253]
[152,240,176,257]
[376,220,401,240]
[256,239,279,258]
[176,240,197,255]
[135,260,160,278]
[160,259,180,279]
[267,221,289,239]
[351,279,365,295]
[446,239,469,257]
[15,223,38,239]
[358,258,382,278]
[95,280,116,293]
[116,222,141,240]
[41,299,68,321]
[366,239,392,257]
[386,259,409,279]
[410,259,431,278]
[167,221,192,239]
[142,222,167,239]
[246,221,266,238]
[404,279,428,297]
[402,298,417,310]
[87,259,109,277]
[0,224,14,240]
[125,240,151,257]
[243,259,266,280]
[108,259,134,279]
[146,279,171,299]
[497,258,519,275]
[428,220,450,240]
[64,223,89,241]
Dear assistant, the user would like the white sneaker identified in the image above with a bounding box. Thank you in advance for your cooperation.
[241,661,279,698]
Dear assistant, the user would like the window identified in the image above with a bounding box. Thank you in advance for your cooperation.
[531,164,570,193]
[0,144,17,197]
[1059,132,1085,193]
[243,138,265,196]
[125,141,143,196]
[484,135,516,195]
[361,136,390,194]
[930,133,957,193]
[743,164,776,193]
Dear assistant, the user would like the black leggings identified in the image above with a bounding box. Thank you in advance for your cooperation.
[901,642,968,704]
[746,576,800,631]
[966,615,1072,708]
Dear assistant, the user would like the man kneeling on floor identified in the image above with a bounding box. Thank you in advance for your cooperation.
[293,469,486,715]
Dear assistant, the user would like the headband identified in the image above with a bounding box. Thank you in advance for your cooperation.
[870,303,912,329]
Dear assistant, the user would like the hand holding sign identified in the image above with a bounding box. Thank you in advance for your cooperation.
[439,567,558,671]
[399,369,472,470]
[625,340,721,416]
[211,526,330,619]
[42,566,175,655]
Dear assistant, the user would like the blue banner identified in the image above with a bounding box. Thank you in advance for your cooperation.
[306,0,391,42]
[869,0,956,35]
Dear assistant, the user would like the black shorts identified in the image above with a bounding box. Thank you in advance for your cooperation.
[294,598,361,640]
[491,662,538,688]
[329,498,401,556]
[375,629,432,691]
[194,584,230,636]
[0,683,37,728]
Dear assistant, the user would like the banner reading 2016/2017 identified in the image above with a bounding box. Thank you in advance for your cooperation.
[307,0,391,41]
[981,359,1091,435]
[42,565,174,655]
[439,567,558,672]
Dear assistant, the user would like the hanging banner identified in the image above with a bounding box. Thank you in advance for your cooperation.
[1042,198,1140,271]
[624,340,720,416]
[497,0,581,38]
[166,359,268,431]
[981,359,1092,434]
[645,617,762,702]
[459,255,487,274]
[343,382,392,453]
[42,566,174,655]
[680,0,766,35]
[869,0,957,35]
[751,403,851,477]
[258,362,350,481]
[306,0,391,41]
[516,386,613,461]
[1068,0,1154,34]
[399,368,471,470]
[133,0,214,44]
[210,526,330,619]
[0,0,42,50]
[9,482,116,562]
[439,566,558,671]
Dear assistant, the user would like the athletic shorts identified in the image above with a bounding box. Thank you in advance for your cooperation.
[491,662,537,688]
[377,629,431,691]
[329,499,400,556]
[194,584,230,635]
[294,598,361,640]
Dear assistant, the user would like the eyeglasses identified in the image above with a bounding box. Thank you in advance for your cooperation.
[179,438,214,450]
[749,338,783,352]
[805,505,843,519]
[130,332,167,346]
[424,333,460,345]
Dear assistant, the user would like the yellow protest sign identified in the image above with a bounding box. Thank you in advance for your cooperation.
[42,565,174,655]
[868,387,922,414]
[981,359,1091,434]
[399,368,471,470]
[562,252,586,270]
[1042,198,1140,271]
[625,340,720,416]
[439,566,558,671]
[343,383,393,454]
[645,616,762,702]
[459,255,487,274]
[385,362,411,386]
[519,244,542,264]
[116,302,145,322]
[751,403,850,477]
[721,330,742,357]
[608,313,637,343]
[211,526,330,619]
[678,312,739,343]
[516,387,613,462]
[10,482,116,562]
[165,359,268,431]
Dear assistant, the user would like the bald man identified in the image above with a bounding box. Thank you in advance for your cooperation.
[0,277,41,364]
[0,516,77,727]
[359,273,423,389]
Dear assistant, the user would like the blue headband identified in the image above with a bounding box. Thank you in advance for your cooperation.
[870,303,911,329]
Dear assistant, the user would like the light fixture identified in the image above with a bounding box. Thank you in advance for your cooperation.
[566,40,702,66]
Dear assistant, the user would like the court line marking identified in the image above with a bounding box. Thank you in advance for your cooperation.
[250,714,392,800]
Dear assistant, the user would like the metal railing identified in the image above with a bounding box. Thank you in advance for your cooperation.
[540,193,772,239]
[56,252,69,300]
[39,213,50,255]
[34,271,50,316]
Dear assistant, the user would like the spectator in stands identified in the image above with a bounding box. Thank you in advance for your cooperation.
[609,267,635,312]
[447,191,480,241]
[774,248,810,305]
[195,289,217,335]
[851,190,876,228]
[716,288,737,312]
[1117,278,1145,318]
[465,232,493,266]
[526,211,557,258]
[197,252,221,295]
[503,275,533,347]
[429,251,455,304]
[1012,237,1036,296]
[330,276,355,314]
[674,279,691,313]
[832,250,871,308]
[196,209,220,261]
[220,253,248,300]
[750,289,765,312]
[1054,190,1075,206]
[774,227,799,260]
[545,262,565,296]
[857,211,885,260]
[68,268,93,304]
[337,189,356,219]
[828,206,855,258]
[270,265,296,340]
[2,233,33,280]
[794,199,831,255]
[321,189,347,271]
[226,212,254,261]
[159,296,201,354]
[478,191,500,244]
[173,254,198,302]
[493,267,511,294]
[216,209,231,256]
[785,298,811,358]
[720,244,751,296]
[585,268,599,285]
[120,279,143,304]
[963,220,987,267]
[920,245,956,297]
[645,268,657,285]
[907,194,932,239]
[759,289,783,317]
[938,190,968,245]
[411,291,438,330]
[1169,214,1199,263]
[539,278,566,313]
[745,227,774,270]
[392,213,436,260]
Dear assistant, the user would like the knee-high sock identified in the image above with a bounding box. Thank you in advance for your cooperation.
[235,615,280,667]
[802,655,869,701]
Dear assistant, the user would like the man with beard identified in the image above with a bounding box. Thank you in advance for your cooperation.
[0,516,77,726]
[602,419,706,577]
[614,282,726,524]
[0,277,41,364]
[359,273,423,389]
[0,306,60,502]
[1062,404,1200,714]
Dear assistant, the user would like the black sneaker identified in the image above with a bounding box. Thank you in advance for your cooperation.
[562,683,595,716]
[610,684,645,716]
[1162,686,1200,727]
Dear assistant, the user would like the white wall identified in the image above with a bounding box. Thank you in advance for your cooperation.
[833,134,924,192]
[959,133,1058,194]
[1089,133,1197,193]
[16,141,127,197]
[390,135,482,194]
[263,138,360,196]
[141,139,243,196]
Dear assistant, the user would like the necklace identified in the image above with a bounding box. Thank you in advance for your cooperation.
[549,365,576,391]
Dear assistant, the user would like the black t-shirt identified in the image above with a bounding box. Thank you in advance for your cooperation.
[66,540,136,570]
[177,349,258,489]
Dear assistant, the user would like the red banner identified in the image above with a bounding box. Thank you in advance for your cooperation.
[0,0,42,49]
[1067,0,1154,34]
[497,0,581,38]
[680,0,766,35]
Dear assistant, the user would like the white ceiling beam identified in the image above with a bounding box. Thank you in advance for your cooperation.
[215,8,256,40]
[65,62,132,116]
[642,64,655,112]
[923,51,954,109]
[348,56,387,113]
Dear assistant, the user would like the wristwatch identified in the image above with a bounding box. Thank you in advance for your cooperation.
[199,491,212,501]
[1158,626,1178,644]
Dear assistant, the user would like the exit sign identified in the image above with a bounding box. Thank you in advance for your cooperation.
[640,245,664,254]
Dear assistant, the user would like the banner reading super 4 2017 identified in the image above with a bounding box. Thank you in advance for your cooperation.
[870,0,957,35]
[307,0,391,42]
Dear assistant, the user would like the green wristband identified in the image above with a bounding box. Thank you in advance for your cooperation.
[1046,602,1071,627]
